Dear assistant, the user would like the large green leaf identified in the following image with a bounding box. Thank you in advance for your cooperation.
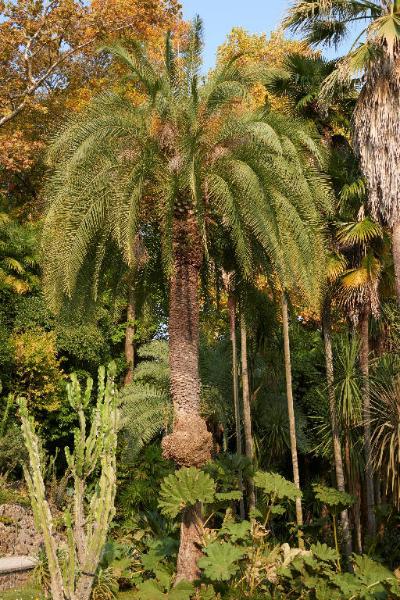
[135,579,194,600]
[135,580,165,600]
[313,483,355,510]
[311,542,339,564]
[159,468,216,518]
[198,541,246,581]
[219,519,251,542]
[254,471,301,502]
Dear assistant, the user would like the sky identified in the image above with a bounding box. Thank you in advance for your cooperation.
[182,0,288,70]
[181,0,361,71]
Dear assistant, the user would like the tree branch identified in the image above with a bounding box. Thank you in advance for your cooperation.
[0,20,136,128]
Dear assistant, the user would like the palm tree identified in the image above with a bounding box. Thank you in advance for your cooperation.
[334,335,364,552]
[266,48,358,555]
[266,53,338,124]
[281,292,304,547]
[321,298,353,555]
[221,270,245,518]
[240,312,256,512]
[338,217,386,538]
[221,271,242,459]
[284,0,400,305]
[42,19,331,581]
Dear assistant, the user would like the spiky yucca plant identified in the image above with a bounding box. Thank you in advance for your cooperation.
[371,375,400,506]
[285,0,400,304]
[42,18,330,581]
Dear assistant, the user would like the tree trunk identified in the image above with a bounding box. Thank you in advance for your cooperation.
[162,217,212,583]
[74,573,95,600]
[344,433,362,554]
[359,308,376,538]
[393,222,400,306]
[228,294,242,456]
[175,503,203,584]
[240,313,256,512]
[124,288,136,386]
[228,292,245,519]
[281,293,304,547]
[322,303,352,558]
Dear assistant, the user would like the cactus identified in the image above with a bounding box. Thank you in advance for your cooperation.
[19,363,119,600]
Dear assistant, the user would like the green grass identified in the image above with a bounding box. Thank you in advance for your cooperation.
[0,587,135,599]
[0,588,42,600]
[0,586,135,599]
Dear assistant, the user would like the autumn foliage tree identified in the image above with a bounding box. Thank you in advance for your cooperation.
[0,0,182,211]
[216,27,313,110]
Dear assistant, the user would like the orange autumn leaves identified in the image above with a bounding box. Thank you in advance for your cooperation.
[217,27,314,111]
[0,0,182,178]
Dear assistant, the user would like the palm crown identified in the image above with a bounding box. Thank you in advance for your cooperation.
[285,1,400,60]
[285,0,400,308]
[43,18,330,310]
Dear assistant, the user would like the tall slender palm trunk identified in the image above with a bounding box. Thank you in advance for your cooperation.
[228,292,245,519]
[124,287,136,385]
[322,303,352,558]
[392,222,400,306]
[345,436,363,554]
[240,313,256,512]
[359,308,376,538]
[281,293,304,548]
[162,217,212,583]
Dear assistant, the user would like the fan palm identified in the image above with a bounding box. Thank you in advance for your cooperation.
[284,0,400,305]
[42,19,330,580]
[266,53,340,122]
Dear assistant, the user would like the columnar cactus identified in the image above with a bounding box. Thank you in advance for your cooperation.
[19,363,119,600]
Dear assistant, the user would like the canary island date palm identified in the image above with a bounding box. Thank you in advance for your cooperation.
[285,0,400,304]
[42,18,331,581]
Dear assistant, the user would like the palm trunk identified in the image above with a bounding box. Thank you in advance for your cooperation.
[322,303,352,558]
[392,222,400,306]
[228,294,242,456]
[359,308,376,538]
[228,292,245,519]
[345,435,363,554]
[124,288,136,386]
[281,293,304,548]
[162,217,212,583]
[240,313,256,512]
[74,574,95,600]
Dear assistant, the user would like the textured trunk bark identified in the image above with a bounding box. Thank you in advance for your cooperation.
[240,313,256,512]
[124,288,136,386]
[393,222,400,306]
[354,474,363,554]
[345,434,362,554]
[322,304,352,558]
[74,573,95,600]
[359,308,376,538]
[228,294,242,456]
[228,292,245,519]
[175,503,203,583]
[162,217,212,583]
[281,293,304,548]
